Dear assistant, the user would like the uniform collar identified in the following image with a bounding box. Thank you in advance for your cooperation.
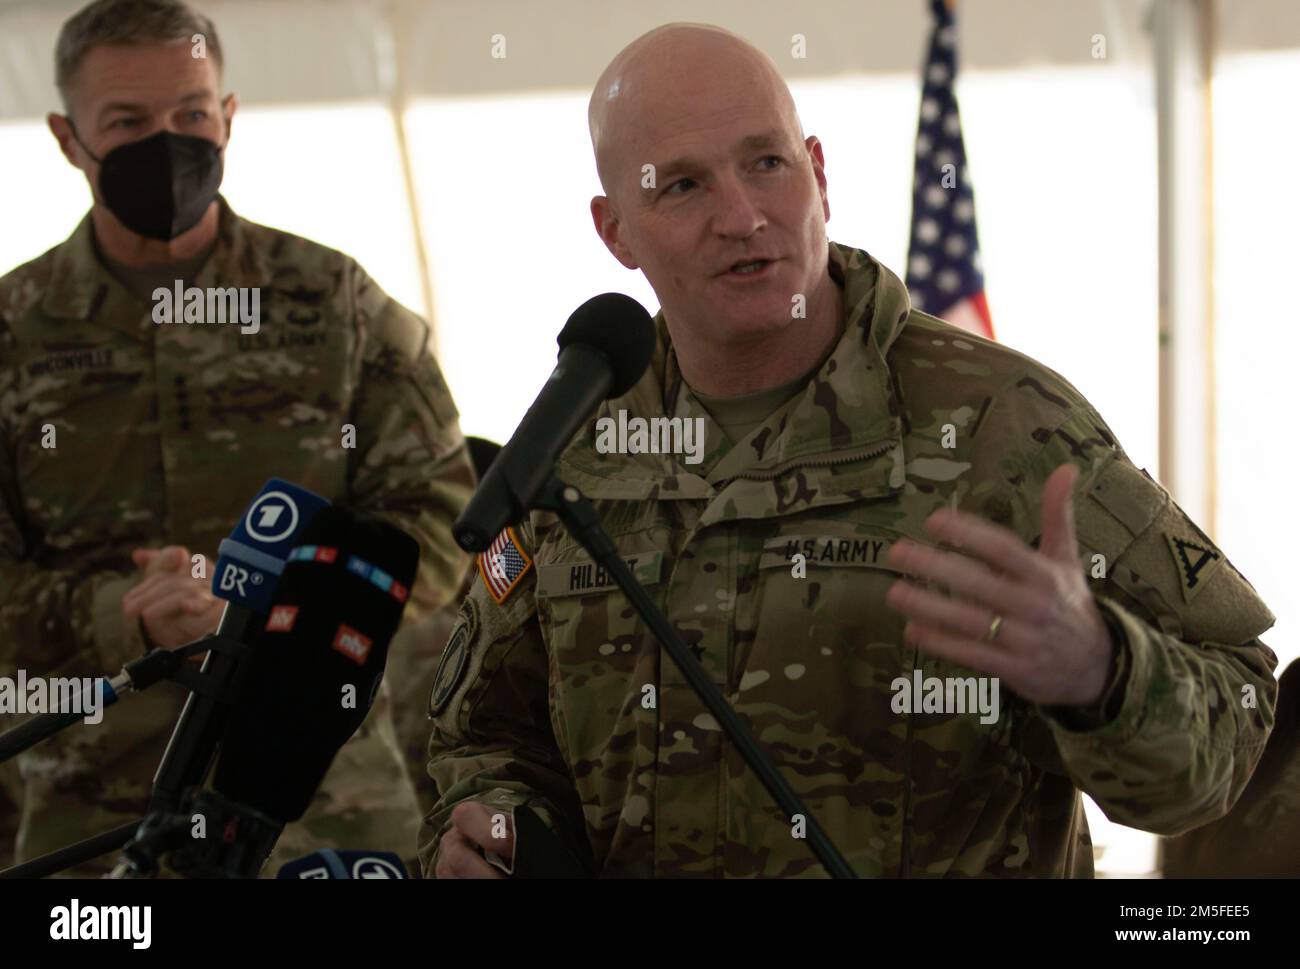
[40,196,269,339]
[560,242,912,503]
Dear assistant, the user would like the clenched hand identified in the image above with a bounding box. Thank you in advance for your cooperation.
[122,545,225,650]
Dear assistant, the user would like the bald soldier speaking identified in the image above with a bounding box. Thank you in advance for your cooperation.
[420,24,1278,878]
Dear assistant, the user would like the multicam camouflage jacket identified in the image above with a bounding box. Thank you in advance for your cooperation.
[1160,657,1298,877]
[0,198,475,873]
[421,241,1278,878]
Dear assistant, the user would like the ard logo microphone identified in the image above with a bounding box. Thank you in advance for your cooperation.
[213,480,329,613]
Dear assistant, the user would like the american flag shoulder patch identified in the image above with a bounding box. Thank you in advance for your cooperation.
[477,526,533,605]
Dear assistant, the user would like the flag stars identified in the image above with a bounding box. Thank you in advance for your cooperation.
[905,11,990,338]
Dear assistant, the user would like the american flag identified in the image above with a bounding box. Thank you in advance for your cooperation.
[477,526,532,604]
[905,0,995,340]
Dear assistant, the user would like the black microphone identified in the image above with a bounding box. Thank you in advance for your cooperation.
[124,507,419,878]
[148,479,329,812]
[211,505,420,825]
[453,293,655,552]
[1,481,330,772]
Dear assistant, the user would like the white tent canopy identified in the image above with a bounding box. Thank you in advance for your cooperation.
[0,0,1250,119]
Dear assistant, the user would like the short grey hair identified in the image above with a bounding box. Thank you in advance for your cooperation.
[56,0,223,109]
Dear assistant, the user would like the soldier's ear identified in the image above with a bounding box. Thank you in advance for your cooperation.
[47,113,82,169]
[220,92,238,145]
[590,196,638,271]
[806,135,830,223]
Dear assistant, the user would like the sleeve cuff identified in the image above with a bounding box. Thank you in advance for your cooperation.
[429,793,590,878]
[1039,594,1152,743]
[481,805,518,875]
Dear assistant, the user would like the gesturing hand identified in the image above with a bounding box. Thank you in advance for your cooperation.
[884,463,1115,708]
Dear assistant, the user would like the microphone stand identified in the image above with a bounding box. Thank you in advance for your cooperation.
[0,637,215,765]
[0,621,252,879]
[0,821,143,880]
[147,605,259,813]
[532,474,857,879]
[109,788,282,879]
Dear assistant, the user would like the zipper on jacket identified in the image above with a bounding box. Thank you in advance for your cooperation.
[900,640,919,878]
[705,437,902,878]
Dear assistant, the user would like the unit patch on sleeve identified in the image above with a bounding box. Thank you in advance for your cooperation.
[477,525,534,604]
[428,599,476,718]
[1165,532,1223,602]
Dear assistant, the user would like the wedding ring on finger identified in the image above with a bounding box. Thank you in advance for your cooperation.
[982,613,1004,643]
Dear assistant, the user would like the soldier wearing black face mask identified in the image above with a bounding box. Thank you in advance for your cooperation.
[67,125,227,242]
[0,0,476,877]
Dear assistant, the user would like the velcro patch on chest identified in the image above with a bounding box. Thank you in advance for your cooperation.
[1165,532,1223,602]
[477,526,533,604]
[535,551,663,598]
[760,534,900,571]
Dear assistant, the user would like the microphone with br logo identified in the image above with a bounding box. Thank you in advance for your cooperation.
[146,479,331,815]
[116,503,420,878]
[278,849,409,879]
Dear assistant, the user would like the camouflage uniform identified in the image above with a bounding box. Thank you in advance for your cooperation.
[421,242,1278,877]
[388,579,475,819]
[0,197,475,875]
[1160,657,1299,877]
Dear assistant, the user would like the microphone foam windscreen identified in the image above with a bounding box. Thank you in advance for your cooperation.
[557,292,655,398]
[213,506,420,823]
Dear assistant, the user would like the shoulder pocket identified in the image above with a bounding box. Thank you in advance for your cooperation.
[1077,457,1275,645]
[428,563,540,739]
